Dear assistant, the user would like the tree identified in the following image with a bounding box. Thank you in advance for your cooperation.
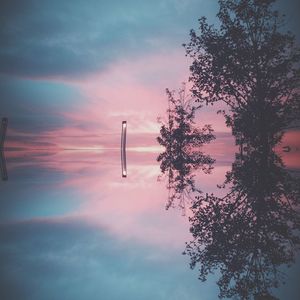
[185,135,300,299]
[157,86,215,211]
[182,79,300,299]
[181,1,300,297]
[184,0,300,132]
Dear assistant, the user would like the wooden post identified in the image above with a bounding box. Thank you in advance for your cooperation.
[0,150,8,181]
[0,117,8,149]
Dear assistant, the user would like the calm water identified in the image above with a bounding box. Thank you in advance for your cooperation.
[1,138,299,300]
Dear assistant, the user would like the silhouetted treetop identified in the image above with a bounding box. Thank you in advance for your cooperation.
[185,0,300,128]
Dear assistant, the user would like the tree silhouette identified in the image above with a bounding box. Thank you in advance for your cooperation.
[157,86,215,211]
[185,122,300,299]
[159,1,300,297]
[184,0,300,130]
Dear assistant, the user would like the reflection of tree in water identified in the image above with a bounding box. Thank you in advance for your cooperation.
[157,87,215,212]
[157,0,300,297]
[185,138,300,299]
[183,104,300,299]
[157,91,300,297]
[179,0,300,298]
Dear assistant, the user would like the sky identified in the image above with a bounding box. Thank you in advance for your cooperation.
[1,0,299,150]
[1,0,300,299]
[0,0,217,150]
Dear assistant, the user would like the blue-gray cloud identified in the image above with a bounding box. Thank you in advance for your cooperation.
[0,0,218,135]
[0,75,84,133]
[0,218,212,300]
[0,0,218,78]
[1,0,298,136]
[0,0,298,78]
[1,218,299,300]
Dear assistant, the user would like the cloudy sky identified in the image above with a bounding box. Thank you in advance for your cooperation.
[1,1,300,299]
[1,0,298,150]
[0,0,218,151]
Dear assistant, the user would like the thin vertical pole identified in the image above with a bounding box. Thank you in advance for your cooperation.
[0,150,8,181]
[121,121,127,177]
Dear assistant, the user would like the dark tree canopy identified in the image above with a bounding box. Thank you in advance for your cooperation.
[185,0,300,130]
[157,1,300,298]
[185,133,300,299]
[182,1,300,292]
[157,87,215,211]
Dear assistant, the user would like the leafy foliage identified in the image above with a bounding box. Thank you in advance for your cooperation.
[157,86,215,211]
[185,141,300,299]
[182,2,300,297]
[184,0,300,130]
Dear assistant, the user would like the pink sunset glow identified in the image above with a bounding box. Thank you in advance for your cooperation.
[4,147,232,249]
[5,50,232,151]
[2,37,299,251]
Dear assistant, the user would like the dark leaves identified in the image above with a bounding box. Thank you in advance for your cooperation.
[157,86,215,212]
[183,0,300,298]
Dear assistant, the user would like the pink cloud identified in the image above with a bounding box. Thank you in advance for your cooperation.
[5,50,233,152]
[5,146,232,249]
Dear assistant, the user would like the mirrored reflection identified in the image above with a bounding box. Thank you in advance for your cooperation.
[187,109,300,299]
[179,0,300,292]
[186,143,300,299]
[157,87,215,213]
[0,147,208,300]
[158,86,300,299]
